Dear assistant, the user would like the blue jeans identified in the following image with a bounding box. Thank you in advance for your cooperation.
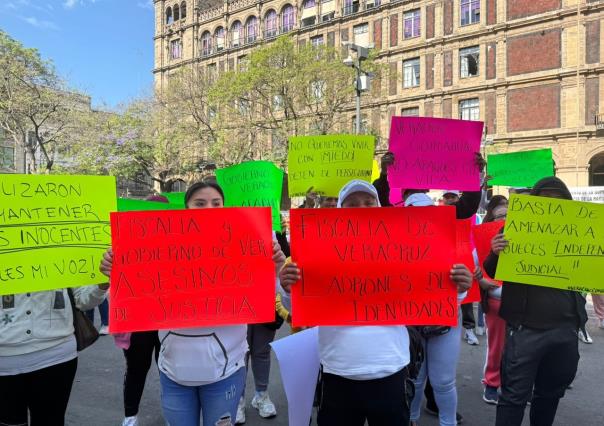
[477,303,485,328]
[86,298,108,326]
[160,367,246,426]
[410,321,462,426]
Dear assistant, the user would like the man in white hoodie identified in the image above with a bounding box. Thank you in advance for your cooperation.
[279,180,473,426]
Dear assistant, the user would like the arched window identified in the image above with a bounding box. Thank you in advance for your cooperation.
[245,16,258,44]
[174,4,180,21]
[231,21,242,47]
[265,10,277,37]
[281,5,295,33]
[303,0,316,8]
[166,7,173,24]
[215,27,225,51]
[201,31,212,56]
[180,1,187,19]
[589,153,604,186]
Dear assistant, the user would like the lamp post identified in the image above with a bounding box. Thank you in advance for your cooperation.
[343,43,371,134]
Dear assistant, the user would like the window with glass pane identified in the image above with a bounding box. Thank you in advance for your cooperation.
[265,10,278,37]
[460,46,479,78]
[200,33,211,56]
[304,0,316,8]
[282,5,295,32]
[246,17,257,43]
[215,27,225,50]
[461,0,480,26]
[403,58,420,88]
[311,81,325,100]
[403,9,421,39]
[170,39,182,59]
[401,107,419,116]
[459,98,480,121]
[232,21,242,46]
[311,35,324,47]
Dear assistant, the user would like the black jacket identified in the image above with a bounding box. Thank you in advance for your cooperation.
[372,173,481,219]
[483,177,588,330]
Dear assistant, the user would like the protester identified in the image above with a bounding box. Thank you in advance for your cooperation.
[86,298,109,335]
[101,182,285,426]
[318,195,338,208]
[279,180,474,426]
[476,195,508,405]
[0,283,109,425]
[484,177,588,426]
[107,194,170,426]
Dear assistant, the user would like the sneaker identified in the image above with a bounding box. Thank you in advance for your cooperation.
[475,326,485,336]
[457,412,464,424]
[251,391,277,419]
[425,406,463,424]
[579,329,593,344]
[464,329,479,345]
[99,325,109,335]
[483,386,499,405]
[122,416,138,426]
[599,319,604,329]
[235,397,246,424]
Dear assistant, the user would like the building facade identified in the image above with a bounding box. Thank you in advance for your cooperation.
[153,0,604,187]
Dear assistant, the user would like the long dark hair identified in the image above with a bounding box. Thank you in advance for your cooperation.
[184,182,225,207]
[483,195,508,223]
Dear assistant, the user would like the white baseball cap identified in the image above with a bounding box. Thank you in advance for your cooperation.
[337,180,381,208]
[405,193,434,207]
[442,190,461,197]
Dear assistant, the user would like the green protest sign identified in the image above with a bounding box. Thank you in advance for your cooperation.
[495,194,604,293]
[216,161,284,231]
[487,149,554,187]
[117,198,180,212]
[288,134,375,197]
[160,192,185,207]
[0,174,117,295]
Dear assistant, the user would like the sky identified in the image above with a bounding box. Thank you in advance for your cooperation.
[0,0,156,110]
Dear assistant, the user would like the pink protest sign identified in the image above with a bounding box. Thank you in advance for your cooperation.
[388,117,484,191]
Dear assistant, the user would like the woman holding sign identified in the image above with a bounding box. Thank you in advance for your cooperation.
[0,284,109,426]
[484,177,588,426]
[101,181,285,426]
[279,180,474,426]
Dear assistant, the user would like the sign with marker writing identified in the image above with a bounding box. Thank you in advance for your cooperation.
[388,117,483,191]
[288,135,375,197]
[216,161,284,231]
[456,219,480,304]
[569,186,604,204]
[496,195,604,292]
[487,149,554,187]
[0,174,116,295]
[109,208,276,332]
[472,221,504,284]
[290,207,458,326]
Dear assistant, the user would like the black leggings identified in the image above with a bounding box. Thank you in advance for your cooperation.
[123,331,160,417]
[0,357,78,426]
[317,368,410,426]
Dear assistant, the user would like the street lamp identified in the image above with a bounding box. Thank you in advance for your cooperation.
[343,42,372,134]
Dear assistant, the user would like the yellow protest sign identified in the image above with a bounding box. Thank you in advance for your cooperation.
[371,159,380,182]
[288,134,375,197]
[495,194,604,293]
[0,174,117,295]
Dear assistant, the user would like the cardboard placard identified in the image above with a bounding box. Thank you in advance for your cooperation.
[290,207,459,326]
[388,116,483,191]
[487,149,554,187]
[496,195,604,292]
[109,208,276,332]
[0,174,116,295]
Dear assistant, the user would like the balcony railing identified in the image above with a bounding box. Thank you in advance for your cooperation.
[264,28,279,39]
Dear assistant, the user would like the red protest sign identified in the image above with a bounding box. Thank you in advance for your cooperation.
[290,207,459,326]
[109,208,275,333]
[472,221,504,284]
[456,218,480,304]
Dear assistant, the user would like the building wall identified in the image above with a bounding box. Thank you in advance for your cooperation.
[153,0,604,186]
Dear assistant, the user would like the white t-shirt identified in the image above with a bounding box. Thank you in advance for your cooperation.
[319,326,410,380]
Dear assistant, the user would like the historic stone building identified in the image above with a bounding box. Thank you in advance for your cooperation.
[153,0,604,187]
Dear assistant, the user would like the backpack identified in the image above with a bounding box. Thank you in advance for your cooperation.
[407,327,425,380]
